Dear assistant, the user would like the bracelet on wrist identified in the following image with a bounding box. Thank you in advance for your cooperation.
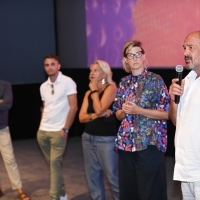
[88,113,92,121]
[91,90,98,94]
[170,98,175,102]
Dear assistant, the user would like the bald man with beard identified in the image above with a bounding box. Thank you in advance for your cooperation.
[169,30,200,199]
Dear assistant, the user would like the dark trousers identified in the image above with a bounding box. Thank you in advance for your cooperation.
[118,145,167,200]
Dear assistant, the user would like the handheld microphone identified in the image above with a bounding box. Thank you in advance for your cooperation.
[175,65,183,104]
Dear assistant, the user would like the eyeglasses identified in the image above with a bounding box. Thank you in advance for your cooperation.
[51,84,54,95]
[126,51,143,60]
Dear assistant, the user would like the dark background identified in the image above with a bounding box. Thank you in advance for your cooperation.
[1,0,189,156]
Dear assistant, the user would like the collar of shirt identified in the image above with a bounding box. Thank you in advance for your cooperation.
[47,71,62,86]
[187,70,198,82]
[130,69,148,81]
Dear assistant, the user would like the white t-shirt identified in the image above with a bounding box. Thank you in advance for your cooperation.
[174,70,200,182]
[39,71,77,131]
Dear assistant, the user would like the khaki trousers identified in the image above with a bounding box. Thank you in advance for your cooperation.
[0,127,22,190]
[37,130,66,200]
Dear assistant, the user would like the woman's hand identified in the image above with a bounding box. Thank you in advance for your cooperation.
[122,101,141,115]
[89,80,98,91]
[101,109,113,117]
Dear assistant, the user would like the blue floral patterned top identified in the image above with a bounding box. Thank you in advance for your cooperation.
[113,70,170,153]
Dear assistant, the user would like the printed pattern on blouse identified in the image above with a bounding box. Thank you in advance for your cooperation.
[113,70,170,153]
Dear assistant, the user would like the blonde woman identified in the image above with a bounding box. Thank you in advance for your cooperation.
[79,60,119,200]
[113,40,170,200]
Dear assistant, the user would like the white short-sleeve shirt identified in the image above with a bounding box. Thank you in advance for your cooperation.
[174,70,200,182]
[39,71,77,131]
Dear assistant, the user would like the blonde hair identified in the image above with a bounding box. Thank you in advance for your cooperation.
[122,40,148,73]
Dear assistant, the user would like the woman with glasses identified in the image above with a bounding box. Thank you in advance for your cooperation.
[113,40,170,200]
[79,60,119,200]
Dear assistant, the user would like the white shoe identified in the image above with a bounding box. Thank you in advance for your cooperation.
[60,194,68,200]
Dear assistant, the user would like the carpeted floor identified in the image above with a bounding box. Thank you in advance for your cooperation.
[0,137,182,200]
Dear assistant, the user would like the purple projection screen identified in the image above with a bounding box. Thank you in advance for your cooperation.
[85,0,200,68]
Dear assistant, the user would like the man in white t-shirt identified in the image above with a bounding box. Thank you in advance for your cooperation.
[169,30,200,199]
[37,54,78,200]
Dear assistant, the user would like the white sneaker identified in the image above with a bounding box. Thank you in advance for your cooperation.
[60,194,68,200]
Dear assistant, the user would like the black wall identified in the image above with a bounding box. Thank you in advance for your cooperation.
[55,0,87,68]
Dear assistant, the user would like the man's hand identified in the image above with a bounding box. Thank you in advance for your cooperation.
[0,99,3,103]
[60,129,68,139]
[169,78,185,101]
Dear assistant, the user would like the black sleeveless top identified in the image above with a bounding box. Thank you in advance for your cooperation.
[84,87,118,136]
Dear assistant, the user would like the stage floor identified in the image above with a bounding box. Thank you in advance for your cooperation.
[0,137,182,200]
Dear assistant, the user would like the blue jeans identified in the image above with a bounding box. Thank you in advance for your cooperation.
[82,132,119,200]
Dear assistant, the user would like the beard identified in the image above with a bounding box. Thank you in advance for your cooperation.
[185,55,194,70]
[185,55,200,71]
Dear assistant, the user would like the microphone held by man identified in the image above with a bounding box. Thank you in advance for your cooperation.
[175,65,183,104]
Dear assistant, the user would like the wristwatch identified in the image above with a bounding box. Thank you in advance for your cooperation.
[63,128,69,134]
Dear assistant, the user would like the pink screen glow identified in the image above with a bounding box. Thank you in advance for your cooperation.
[86,0,200,68]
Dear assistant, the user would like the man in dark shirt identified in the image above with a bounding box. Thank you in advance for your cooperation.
[0,79,30,200]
